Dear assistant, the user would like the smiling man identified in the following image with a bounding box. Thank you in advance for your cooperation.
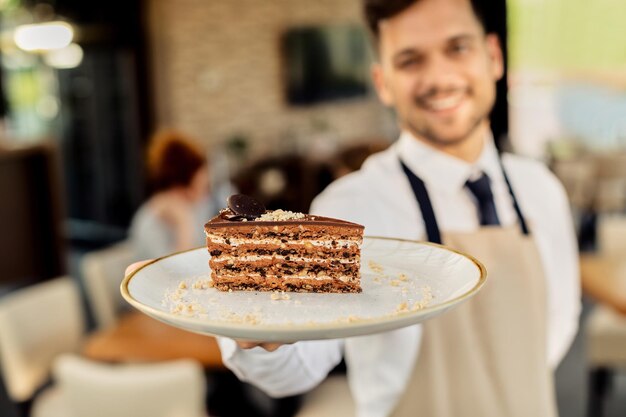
[217,1,580,416]
[371,0,502,160]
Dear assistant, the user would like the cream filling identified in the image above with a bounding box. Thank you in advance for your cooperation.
[216,273,358,283]
[210,254,359,264]
[206,235,360,249]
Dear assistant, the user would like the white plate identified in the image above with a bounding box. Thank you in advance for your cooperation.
[121,236,486,342]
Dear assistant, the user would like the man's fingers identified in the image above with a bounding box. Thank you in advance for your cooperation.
[259,343,285,352]
[236,341,289,352]
[237,341,261,349]
[125,260,153,276]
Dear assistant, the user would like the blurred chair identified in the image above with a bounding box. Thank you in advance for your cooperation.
[592,153,626,213]
[81,240,136,329]
[550,155,597,212]
[32,354,206,417]
[330,140,390,180]
[583,215,626,417]
[0,277,85,416]
[295,375,354,417]
[234,155,322,214]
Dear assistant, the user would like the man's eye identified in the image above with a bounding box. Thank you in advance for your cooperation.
[449,43,470,55]
[396,57,421,69]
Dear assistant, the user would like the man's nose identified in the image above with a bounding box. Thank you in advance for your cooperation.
[416,54,460,95]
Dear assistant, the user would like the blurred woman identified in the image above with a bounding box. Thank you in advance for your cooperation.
[129,130,212,259]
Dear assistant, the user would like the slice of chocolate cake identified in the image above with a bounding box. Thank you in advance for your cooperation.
[205,195,364,293]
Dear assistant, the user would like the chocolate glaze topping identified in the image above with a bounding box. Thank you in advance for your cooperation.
[206,213,364,229]
[209,194,364,229]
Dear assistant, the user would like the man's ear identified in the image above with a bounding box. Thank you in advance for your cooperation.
[371,63,394,106]
[485,34,504,81]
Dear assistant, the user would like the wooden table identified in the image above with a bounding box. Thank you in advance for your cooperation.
[82,311,225,369]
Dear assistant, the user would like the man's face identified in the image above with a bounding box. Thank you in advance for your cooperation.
[372,0,503,146]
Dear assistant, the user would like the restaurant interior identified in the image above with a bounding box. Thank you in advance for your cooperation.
[0,0,625,416]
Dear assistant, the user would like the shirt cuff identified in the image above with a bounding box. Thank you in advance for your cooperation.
[216,336,239,362]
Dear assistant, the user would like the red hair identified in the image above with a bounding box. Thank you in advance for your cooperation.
[146,130,206,193]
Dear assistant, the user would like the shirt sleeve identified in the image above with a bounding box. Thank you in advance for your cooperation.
[217,337,344,397]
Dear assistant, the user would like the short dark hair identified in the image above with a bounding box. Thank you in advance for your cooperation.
[363,0,487,39]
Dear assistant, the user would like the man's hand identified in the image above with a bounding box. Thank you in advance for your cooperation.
[236,341,288,352]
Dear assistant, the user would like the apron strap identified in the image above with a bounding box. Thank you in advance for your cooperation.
[400,161,443,244]
[498,157,530,235]
[400,156,530,243]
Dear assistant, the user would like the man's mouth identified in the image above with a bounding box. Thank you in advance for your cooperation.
[418,90,467,112]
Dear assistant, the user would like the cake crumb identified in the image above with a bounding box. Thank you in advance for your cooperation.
[398,273,408,281]
[271,291,291,301]
[169,300,206,316]
[412,301,428,310]
[396,302,410,313]
[192,279,212,290]
[255,209,306,222]
[390,279,401,287]
[178,281,187,290]
[368,260,384,273]
[334,315,362,324]
[243,314,260,324]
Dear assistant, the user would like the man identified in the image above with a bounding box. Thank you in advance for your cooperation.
[218,0,580,416]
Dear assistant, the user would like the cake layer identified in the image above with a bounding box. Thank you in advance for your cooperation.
[208,246,359,258]
[210,260,359,277]
[210,254,359,265]
[212,270,359,283]
[212,275,361,293]
[206,234,360,246]
[206,228,362,240]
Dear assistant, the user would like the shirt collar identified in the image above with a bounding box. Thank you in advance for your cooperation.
[396,130,502,194]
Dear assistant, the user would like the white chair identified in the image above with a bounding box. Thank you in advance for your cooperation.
[0,277,85,413]
[32,354,206,417]
[295,374,354,417]
[81,240,137,329]
[584,215,626,416]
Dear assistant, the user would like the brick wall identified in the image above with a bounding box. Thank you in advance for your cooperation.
[146,0,396,160]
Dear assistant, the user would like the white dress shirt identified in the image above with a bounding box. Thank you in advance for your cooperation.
[218,132,581,417]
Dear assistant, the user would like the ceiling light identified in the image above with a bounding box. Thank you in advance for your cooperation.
[14,21,73,51]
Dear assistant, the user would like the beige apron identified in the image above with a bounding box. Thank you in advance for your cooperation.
[391,161,556,417]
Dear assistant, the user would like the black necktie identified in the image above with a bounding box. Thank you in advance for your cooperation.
[465,172,500,226]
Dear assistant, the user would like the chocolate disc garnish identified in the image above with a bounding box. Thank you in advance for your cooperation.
[227,194,265,219]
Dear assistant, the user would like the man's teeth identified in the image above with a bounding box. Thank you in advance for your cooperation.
[426,95,463,111]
